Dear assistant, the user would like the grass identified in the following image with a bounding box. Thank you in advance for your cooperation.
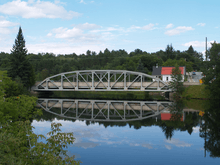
[182,85,211,99]
[183,99,210,111]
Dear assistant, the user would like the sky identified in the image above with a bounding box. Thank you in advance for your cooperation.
[0,0,219,55]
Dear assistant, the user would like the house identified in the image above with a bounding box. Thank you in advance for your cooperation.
[152,65,162,79]
[152,65,186,82]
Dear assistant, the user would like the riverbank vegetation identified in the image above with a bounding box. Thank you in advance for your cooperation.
[182,85,211,99]
[40,91,167,101]
[0,71,81,164]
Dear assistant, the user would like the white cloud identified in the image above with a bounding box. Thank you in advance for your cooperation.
[26,42,108,55]
[75,23,101,30]
[166,23,173,29]
[165,144,172,150]
[142,23,155,30]
[130,23,156,30]
[0,0,81,19]
[80,0,86,4]
[165,26,194,36]
[141,143,153,149]
[193,126,200,133]
[48,26,101,42]
[197,23,206,27]
[47,32,53,37]
[183,40,215,48]
[130,143,140,147]
[165,138,192,147]
[0,18,18,34]
[0,20,18,28]
[74,142,99,149]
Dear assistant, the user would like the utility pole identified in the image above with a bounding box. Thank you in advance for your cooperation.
[206,37,207,61]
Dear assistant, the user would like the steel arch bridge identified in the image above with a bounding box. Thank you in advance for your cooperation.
[37,98,172,122]
[34,70,171,92]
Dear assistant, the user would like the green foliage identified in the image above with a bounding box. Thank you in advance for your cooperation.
[1,44,204,82]
[202,42,220,99]
[0,73,81,164]
[1,73,26,98]
[169,64,185,98]
[163,58,193,72]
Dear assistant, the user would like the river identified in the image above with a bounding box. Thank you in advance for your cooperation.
[32,97,220,165]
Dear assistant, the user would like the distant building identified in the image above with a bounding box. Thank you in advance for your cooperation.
[152,65,186,82]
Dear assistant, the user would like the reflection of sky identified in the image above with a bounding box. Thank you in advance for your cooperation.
[32,119,220,165]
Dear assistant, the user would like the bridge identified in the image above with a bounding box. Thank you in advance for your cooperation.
[34,70,171,92]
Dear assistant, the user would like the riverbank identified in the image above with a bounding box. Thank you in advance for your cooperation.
[37,91,167,101]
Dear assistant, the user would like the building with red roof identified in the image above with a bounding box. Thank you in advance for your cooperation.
[152,66,186,82]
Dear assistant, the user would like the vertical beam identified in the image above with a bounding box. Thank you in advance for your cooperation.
[60,99,63,115]
[76,100,78,118]
[114,73,116,81]
[140,102,143,118]
[157,80,160,90]
[91,101,94,120]
[157,102,160,113]
[206,37,207,61]
[107,101,110,120]
[124,102,126,120]
[46,99,48,110]
[92,71,94,90]
[107,71,110,90]
[141,75,143,91]
[124,71,127,90]
[60,74,63,89]
[76,72,78,90]
[46,79,48,90]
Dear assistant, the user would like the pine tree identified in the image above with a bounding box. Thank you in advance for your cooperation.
[8,27,34,88]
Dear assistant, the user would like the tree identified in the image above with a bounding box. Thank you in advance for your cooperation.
[165,44,175,60]
[163,58,193,73]
[202,42,220,99]
[8,27,35,88]
[169,64,184,98]
[136,59,145,73]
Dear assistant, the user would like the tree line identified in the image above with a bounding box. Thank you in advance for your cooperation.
[0,27,204,85]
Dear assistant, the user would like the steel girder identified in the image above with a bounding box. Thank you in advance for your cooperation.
[37,98,172,122]
[34,70,171,92]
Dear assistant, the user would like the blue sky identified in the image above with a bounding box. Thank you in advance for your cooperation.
[0,0,219,55]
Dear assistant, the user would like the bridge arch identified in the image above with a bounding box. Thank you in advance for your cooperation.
[34,70,171,92]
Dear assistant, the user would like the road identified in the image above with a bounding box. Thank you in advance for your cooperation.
[189,72,204,82]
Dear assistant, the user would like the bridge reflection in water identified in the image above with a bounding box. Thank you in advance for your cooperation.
[37,99,201,122]
[37,99,173,122]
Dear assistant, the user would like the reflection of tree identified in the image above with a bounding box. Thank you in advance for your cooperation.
[200,100,220,157]
[161,123,175,140]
